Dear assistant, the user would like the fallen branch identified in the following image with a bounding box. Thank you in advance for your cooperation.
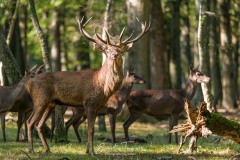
[170,99,240,153]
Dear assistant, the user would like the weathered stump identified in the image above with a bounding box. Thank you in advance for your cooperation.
[170,99,240,153]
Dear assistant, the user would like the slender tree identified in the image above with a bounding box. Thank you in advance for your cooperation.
[150,0,171,89]
[50,5,67,142]
[197,0,214,112]
[126,0,150,89]
[218,0,238,108]
[170,0,182,89]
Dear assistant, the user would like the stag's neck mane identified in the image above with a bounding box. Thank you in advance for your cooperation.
[97,56,123,96]
[182,78,198,100]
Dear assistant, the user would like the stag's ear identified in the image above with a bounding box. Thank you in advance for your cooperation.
[122,42,133,52]
[128,65,134,72]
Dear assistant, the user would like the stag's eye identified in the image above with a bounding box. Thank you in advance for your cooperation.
[196,72,202,76]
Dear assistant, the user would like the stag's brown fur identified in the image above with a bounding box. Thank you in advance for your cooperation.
[123,65,210,144]
[25,17,150,155]
[65,67,145,143]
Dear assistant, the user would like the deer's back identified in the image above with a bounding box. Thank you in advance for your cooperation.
[127,90,185,116]
[26,69,102,107]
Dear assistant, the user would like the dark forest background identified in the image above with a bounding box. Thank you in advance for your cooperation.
[0,0,239,110]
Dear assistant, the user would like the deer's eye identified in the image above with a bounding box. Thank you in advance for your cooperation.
[196,72,201,76]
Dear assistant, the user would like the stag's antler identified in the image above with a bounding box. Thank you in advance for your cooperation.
[120,17,151,45]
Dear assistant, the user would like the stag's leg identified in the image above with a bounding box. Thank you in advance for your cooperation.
[123,108,142,141]
[27,104,50,153]
[36,104,55,153]
[109,113,116,143]
[23,111,32,141]
[50,111,55,142]
[85,107,96,156]
[1,113,6,142]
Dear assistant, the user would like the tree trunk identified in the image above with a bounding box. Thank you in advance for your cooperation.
[51,6,67,143]
[218,0,238,108]
[28,0,53,139]
[0,31,22,85]
[170,0,182,89]
[10,18,25,75]
[182,0,192,64]
[73,6,90,71]
[209,0,222,108]
[150,0,171,89]
[28,0,51,72]
[19,3,29,70]
[126,0,150,90]
[170,99,240,154]
[197,0,214,112]
[232,0,239,105]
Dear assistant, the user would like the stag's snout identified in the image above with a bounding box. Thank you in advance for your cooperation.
[204,76,211,83]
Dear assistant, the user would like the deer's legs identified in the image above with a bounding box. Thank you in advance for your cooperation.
[168,117,173,143]
[16,112,24,142]
[1,113,6,142]
[50,111,55,142]
[86,107,96,156]
[73,114,86,143]
[109,113,116,143]
[123,108,142,141]
[171,114,179,144]
[36,104,55,153]
[27,104,50,153]
[23,111,32,141]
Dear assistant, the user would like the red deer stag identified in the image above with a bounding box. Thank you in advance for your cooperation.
[65,66,145,143]
[25,17,150,155]
[123,64,210,144]
[0,65,43,141]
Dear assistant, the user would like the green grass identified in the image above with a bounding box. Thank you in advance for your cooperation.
[0,119,239,160]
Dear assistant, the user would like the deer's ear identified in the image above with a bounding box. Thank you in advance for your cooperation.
[125,42,133,51]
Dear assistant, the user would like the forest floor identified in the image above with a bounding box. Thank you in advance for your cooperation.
[0,109,239,160]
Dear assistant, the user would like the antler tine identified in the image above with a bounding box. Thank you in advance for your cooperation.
[104,30,111,45]
[122,17,151,45]
[29,64,38,72]
[119,27,126,43]
[35,64,45,74]
[122,31,134,44]
[76,16,97,43]
[94,27,107,44]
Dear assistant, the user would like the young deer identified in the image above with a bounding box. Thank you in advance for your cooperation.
[25,17,150,155]
[123,65,210,144]
[0,65,43,142]
[65,66,145,143]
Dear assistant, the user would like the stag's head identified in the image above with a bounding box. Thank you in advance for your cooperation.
[189,64,210,83]
[125,66,146,85]
[77,17,151,60]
